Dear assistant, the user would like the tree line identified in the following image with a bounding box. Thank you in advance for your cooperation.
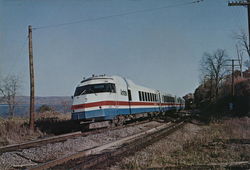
[194,30,250,114]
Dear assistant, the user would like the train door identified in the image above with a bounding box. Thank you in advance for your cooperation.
[113,84,118,115]
[158,93,162,112]
[128,89,132,114]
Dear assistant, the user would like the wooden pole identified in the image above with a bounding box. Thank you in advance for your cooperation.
[28,25,35,131]
[248,1,250,50]
[231,60,235,96]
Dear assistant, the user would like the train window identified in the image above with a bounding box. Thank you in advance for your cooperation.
[171,97,174,102]
[128,90,132,101]
[166,96,174,103]
[142,92,145,101]
[139,91,142,101]
[74,83,116,96]
[110,84,116,93]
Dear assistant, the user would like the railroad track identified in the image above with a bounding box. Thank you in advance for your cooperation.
[0,110,186,154]
[29,120,186,170]
[0,119,152,154]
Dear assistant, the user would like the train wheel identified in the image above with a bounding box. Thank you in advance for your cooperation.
[111,115,125,127]
[80,123,89,132]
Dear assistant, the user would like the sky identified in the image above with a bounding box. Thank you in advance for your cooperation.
[0,0,248,97]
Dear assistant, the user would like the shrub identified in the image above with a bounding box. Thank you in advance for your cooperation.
[37,105,53,113]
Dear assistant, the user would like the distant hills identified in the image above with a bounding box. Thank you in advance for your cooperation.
[0,96,72,105]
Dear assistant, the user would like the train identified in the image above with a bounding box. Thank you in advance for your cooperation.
[71,75,185,124]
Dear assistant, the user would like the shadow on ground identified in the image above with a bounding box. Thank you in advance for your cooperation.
[36,118,81,135]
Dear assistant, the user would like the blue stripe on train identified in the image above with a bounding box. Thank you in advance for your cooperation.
[71,106,176,120]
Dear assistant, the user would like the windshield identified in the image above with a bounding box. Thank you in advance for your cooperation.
[74,83,116,96]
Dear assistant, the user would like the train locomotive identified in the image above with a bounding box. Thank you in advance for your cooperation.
[71,75,185,123]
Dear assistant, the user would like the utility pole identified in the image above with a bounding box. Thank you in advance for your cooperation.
[231,60,235,96]
[209,72,213,102]
[225,59,240,110]
[28,25,35,131]
[225,59,240,96]
[228,0,250,50]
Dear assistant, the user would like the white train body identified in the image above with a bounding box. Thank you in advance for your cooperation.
[71,75,185,121]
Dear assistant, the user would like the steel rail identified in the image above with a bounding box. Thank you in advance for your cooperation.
[78,121,186,169]
[0,131,83,153]
[30,121,185,170]
[0,119,152,154]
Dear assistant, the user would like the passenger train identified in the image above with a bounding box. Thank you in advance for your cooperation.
[71,75,185,122]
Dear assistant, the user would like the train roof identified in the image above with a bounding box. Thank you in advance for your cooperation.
[77,75,177,97]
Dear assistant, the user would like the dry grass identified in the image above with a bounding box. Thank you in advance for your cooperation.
[221,117,250,139]
[113,123,202,169]
[36,111,71,120]
[0,111,72,146]
[0,117,43,146]
[114,117,250,169]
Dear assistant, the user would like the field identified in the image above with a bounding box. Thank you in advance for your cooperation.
[111,117,250,169]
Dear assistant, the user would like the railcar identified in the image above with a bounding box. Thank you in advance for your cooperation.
[71,75,185,122]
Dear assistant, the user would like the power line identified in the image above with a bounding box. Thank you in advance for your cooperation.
[33,0,203,30]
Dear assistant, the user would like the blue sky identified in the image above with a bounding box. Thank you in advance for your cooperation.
[0,0,247,97]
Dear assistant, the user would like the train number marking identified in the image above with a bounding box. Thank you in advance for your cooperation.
[120,90,127,96]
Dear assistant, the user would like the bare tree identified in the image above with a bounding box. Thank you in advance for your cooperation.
[235,30,250,68]
[236,44,243,77]
[0,75,20,118]
[200,49,228,99]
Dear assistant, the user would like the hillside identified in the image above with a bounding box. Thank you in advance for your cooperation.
[0,96,72,105]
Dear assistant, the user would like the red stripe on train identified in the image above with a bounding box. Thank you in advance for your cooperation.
[71,101,182,110]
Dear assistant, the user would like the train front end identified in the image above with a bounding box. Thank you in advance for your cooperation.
[71,75,117,122]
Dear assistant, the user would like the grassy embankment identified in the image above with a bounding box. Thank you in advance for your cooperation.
[117,117,250,169]
[0,111,71,146]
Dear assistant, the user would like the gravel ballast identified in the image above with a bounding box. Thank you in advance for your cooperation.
[0,121,162,169]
